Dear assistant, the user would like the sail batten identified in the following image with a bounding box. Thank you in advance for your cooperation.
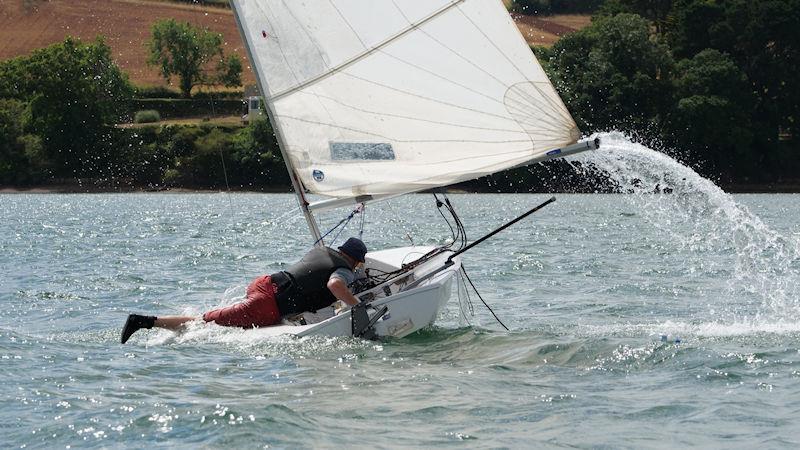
[231,0,580,200]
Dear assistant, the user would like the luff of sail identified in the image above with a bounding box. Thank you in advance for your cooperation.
[230,0,580,200]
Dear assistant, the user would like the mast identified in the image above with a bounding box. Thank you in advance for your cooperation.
[229,0,323,245]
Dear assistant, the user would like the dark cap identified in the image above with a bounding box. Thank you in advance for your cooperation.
[338,237,367,263]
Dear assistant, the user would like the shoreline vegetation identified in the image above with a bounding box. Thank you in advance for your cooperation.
[4,181,800,195]
[1,1,798,192]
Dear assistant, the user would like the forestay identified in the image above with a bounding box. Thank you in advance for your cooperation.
[230,0,580,200]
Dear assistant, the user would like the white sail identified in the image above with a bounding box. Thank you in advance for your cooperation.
[231,0,580,200]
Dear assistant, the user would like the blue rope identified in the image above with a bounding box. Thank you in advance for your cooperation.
[314,205,362,246]
[330,216,351,245]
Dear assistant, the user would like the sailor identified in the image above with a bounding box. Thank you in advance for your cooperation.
[120,237,368,344]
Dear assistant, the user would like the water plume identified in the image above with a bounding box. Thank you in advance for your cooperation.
[573,132,800,329]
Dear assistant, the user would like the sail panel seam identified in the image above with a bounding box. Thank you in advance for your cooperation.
[517,82,576,123]
[455,4,528,82]
[298,91,527,134]
[376,51,505,107]
[279,114,533,145]
[269,0,465,102]
[338,71,515,123]
[252,1,303,88]
[388,0,510,90]
[505,95,567,129]
[327,0,368,49]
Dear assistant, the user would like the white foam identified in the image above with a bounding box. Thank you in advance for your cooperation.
[574,132,800,323]
[142,319,375,357]
[581,318,800,341]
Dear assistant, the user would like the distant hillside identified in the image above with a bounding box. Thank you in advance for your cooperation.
[0,0,255,88]
[0,0,589,87]
[513,13,591,46]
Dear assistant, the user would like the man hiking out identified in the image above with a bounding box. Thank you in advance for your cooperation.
[121,237,368,344]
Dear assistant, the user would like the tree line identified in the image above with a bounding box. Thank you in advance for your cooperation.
[535,0,800,185]
[0,19,265,188]
[512,0,604,14]
[1,2,798,189]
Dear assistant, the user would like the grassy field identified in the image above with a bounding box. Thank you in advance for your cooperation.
[0,0,589,87]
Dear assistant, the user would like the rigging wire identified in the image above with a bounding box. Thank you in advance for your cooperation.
[433,193,468,251]
[219,148,233,209]
[314,204,363,246]
[461,265,509,331]
[444,196,467,249]
[381,197,416,246]
[432,194,508,330]
[345,194,508,332]
[434,193,457,246]
[270,205,302,225]
[457,266,475,324]
[358,204,366,239]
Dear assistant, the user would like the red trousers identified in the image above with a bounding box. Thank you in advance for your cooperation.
[202,275,281,328]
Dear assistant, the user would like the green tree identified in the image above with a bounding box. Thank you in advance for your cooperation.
[229,117,287,186]
[147,19,243,98]
[665,0,729,58]
[140,120,285,189]
[0,37,133,178]
[669,49,754,177]
[512,0,603,14]
[543,13,674,138]
[666,0,800,154]
[597,0,673,33]
[0,99,47,184]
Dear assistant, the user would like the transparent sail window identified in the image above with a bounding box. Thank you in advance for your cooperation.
[330,142,396,161]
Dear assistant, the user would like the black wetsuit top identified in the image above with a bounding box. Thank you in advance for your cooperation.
[271,247,352,315]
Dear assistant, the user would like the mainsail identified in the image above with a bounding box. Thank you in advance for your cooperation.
[230,0,580,201]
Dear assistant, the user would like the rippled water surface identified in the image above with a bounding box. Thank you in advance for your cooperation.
[3,135,800,448]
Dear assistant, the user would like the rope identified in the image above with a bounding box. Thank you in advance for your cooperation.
[219,149,233,209]
[423,196,510,330]
[457,267,475,324]
[314,204,363,246]
[461,265,508,331]
[358,204,366,239]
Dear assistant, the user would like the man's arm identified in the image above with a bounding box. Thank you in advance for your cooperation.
[327,277,360,306]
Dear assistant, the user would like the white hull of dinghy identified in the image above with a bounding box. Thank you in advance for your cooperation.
[249,246,460,339]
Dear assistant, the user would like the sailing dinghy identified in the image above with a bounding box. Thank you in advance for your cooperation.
[228,0,599,338]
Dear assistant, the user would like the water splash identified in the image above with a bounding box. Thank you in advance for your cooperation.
[573,132,800,327]
[140,316,380,359]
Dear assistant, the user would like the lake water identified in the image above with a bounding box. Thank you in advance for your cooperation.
[2,134,800,448]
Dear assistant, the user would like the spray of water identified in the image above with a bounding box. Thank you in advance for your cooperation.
[573,132,800,334]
